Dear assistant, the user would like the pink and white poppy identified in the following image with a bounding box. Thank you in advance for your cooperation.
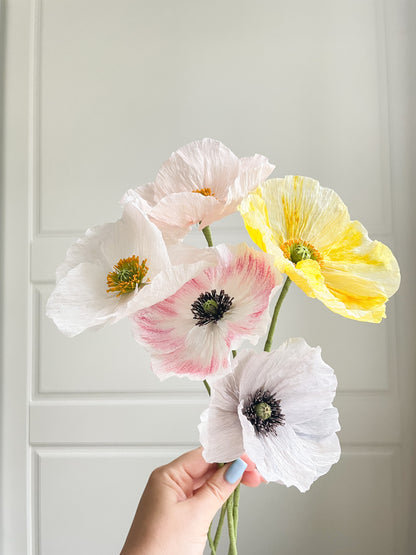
[199,339,341,492]
[123,138,275,242]
[131,243,283,380]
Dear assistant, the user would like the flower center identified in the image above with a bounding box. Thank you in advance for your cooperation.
[255,402,272,420]
[243,389,285,436]
[191,289,233,326]
[192,187,215,197]
[280,238,322,266]
[106,255,149,296]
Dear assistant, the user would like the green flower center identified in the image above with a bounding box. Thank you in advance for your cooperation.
[281,238,322,266]
[203,299,219,314]
[255,402,272,420]
[106,255,149,296]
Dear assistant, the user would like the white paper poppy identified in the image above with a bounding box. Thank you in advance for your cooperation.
[131,244,283,380]
[199,338,341,492]
[46,203,216,337]
[124,138,274,241]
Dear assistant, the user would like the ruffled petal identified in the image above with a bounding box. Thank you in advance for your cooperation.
[132,243,281,380]
[46,262,123,337]
[149,324,233,380]
[239,407,339,492]
[199,378,245,463]
[101,203,171,274]
[293,406,340,437]
[260,177,350,248]
[48,203,216,336]
[200,342,341,491]
[130,139,273,237]
[234,340,337,425]
[239,175,400,321]
[55,222,114,282]
[148,191,220,235]
[153,138,240,200]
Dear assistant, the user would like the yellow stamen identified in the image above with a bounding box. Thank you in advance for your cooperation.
[280,238,322,266]
[192,187,215,197]
[106,255,149,296]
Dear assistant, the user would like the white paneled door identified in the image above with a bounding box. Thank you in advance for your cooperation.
[1,1,415,554]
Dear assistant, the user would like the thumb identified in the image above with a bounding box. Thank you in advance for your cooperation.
[190,458,248,519]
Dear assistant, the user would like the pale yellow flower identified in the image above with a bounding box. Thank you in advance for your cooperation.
[239,176,400,323]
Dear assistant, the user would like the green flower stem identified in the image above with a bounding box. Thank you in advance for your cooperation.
[208,523,216,555]
[202,225,214,247]
[213,503,227,550]
[203,379,211,396]
[264,277,292,352]
[233,484,240,537]
[227,493,237,555]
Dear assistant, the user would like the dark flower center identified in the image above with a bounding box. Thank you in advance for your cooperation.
[243,389,285,436]
[191,289,233,326]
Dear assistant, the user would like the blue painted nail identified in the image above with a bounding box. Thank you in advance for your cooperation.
[225,458,248,484]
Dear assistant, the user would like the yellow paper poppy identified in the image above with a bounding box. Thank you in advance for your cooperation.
[239,176,400,322]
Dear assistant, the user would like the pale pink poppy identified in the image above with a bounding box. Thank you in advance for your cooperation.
[131,243,283,380]
[124,138,274,242]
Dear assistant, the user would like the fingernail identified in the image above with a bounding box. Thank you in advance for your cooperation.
[225,458,248,484]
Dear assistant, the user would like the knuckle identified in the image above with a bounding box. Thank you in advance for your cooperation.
[205,480,226,503]
[148,465,166,483]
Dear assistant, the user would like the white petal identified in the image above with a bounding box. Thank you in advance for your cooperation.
[55,222,114,282]
[149,324,233,381]
[149,191,220,232]
[292,406,341,437]
[199,377,245,462]
[122,184,155,207]
[226,154,275,203]
[101,203,171,274]
[235,340,337,425]
[153,138,240,200]
[239,406,337,492]
[46,262,123,337]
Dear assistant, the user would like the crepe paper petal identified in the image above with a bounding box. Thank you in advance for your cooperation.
[199,339,340,492]
[127,138,274,242]
[46,203,216,337]
[239,176,400,322]
[132,243,283,380]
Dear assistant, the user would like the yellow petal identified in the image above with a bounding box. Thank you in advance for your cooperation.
[322,221,401,298]
[285,259,324,298]
[239,175,400,322]
[257,177,351,249]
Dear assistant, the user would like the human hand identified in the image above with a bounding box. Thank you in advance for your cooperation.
[120,447,263,555]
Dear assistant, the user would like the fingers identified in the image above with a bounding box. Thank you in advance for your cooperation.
[167,446,215,480]
[240,453,266,487]
[189,458,248,520]
[241,469,265,487]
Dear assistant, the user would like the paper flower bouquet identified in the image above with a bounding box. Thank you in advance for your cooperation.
[46,138,400,554]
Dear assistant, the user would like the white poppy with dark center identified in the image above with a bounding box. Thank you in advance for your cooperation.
[199,338,341,492]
